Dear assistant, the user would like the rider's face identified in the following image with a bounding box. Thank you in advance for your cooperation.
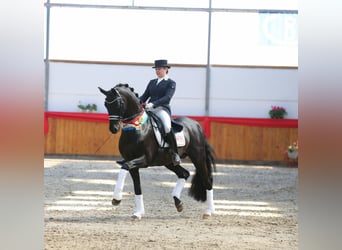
[155,67,168,78]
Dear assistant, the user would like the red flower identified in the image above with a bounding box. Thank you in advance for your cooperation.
[269,106,287,119]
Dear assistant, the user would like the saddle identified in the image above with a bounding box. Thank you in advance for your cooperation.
[146,110,185,148]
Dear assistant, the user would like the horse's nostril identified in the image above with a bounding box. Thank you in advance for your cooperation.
[110,125,118,134]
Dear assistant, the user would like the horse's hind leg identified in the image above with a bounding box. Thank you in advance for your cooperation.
[166,165,190,212]
[172,178,185,212]
[188,153,215,218]
[203,189,215,219]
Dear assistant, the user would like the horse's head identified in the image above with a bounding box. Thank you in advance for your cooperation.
[98,84,142,134]
[98,86,124,133]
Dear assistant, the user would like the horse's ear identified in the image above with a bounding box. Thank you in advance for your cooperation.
[98,87,108,96]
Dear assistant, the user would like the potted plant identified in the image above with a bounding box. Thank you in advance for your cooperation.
[78,102,88,112]
[287,141,298,159]
[78,102,97,112]
[269,106,287,119]
[90,104,97,112]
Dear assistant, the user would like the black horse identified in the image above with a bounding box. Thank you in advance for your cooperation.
[99,83,216,219]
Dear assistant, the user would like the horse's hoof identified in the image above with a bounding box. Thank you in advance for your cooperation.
[112,198,121,206]
[116,159,125,165]
[131,214,142,221]
[176,202,183,212]
[202,213,212,219]
[173,196,183,212]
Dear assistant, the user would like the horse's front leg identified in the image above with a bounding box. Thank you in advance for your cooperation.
[112,155,146,206]
[129,168,145,220]
[112,168,128,205]
[119,155,147,219]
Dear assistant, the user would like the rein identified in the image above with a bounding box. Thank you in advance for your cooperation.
[122,110,144,123]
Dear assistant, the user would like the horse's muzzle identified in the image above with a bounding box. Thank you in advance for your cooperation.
[110,127,118,134]
[109,122,120,134]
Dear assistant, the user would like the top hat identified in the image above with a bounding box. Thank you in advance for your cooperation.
[152,59,170,68]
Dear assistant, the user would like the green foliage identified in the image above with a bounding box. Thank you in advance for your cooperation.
[78,102,97,112]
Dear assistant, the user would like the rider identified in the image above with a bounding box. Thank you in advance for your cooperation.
[140,59,181,166]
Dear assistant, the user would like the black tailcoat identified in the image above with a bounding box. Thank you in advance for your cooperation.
[139,78,176,115]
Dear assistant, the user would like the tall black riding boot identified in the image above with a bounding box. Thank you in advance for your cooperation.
[165,131,181,166]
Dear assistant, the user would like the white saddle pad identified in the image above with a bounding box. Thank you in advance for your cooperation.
[151,119,185,148]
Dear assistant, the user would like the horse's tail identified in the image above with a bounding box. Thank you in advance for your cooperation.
[205,140,217,173]
[189,138,216,202]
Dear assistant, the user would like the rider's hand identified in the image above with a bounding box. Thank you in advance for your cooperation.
[145,103,154,109]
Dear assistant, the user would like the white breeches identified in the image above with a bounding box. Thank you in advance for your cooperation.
[155,108,171,134]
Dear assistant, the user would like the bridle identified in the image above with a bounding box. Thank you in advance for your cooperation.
[105,87,124,122]
[105,88,143,123]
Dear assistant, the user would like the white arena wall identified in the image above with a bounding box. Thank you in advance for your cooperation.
[46,61,298,118]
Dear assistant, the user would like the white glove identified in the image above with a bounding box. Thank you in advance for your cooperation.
[145,102,154,109]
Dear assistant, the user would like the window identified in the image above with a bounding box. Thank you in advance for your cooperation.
[45,1,298,66]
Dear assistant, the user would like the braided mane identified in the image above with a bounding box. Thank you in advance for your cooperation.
[115,83,140,99]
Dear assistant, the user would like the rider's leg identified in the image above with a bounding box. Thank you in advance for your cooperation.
[155,109,181,166]
[165,130,181,165]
